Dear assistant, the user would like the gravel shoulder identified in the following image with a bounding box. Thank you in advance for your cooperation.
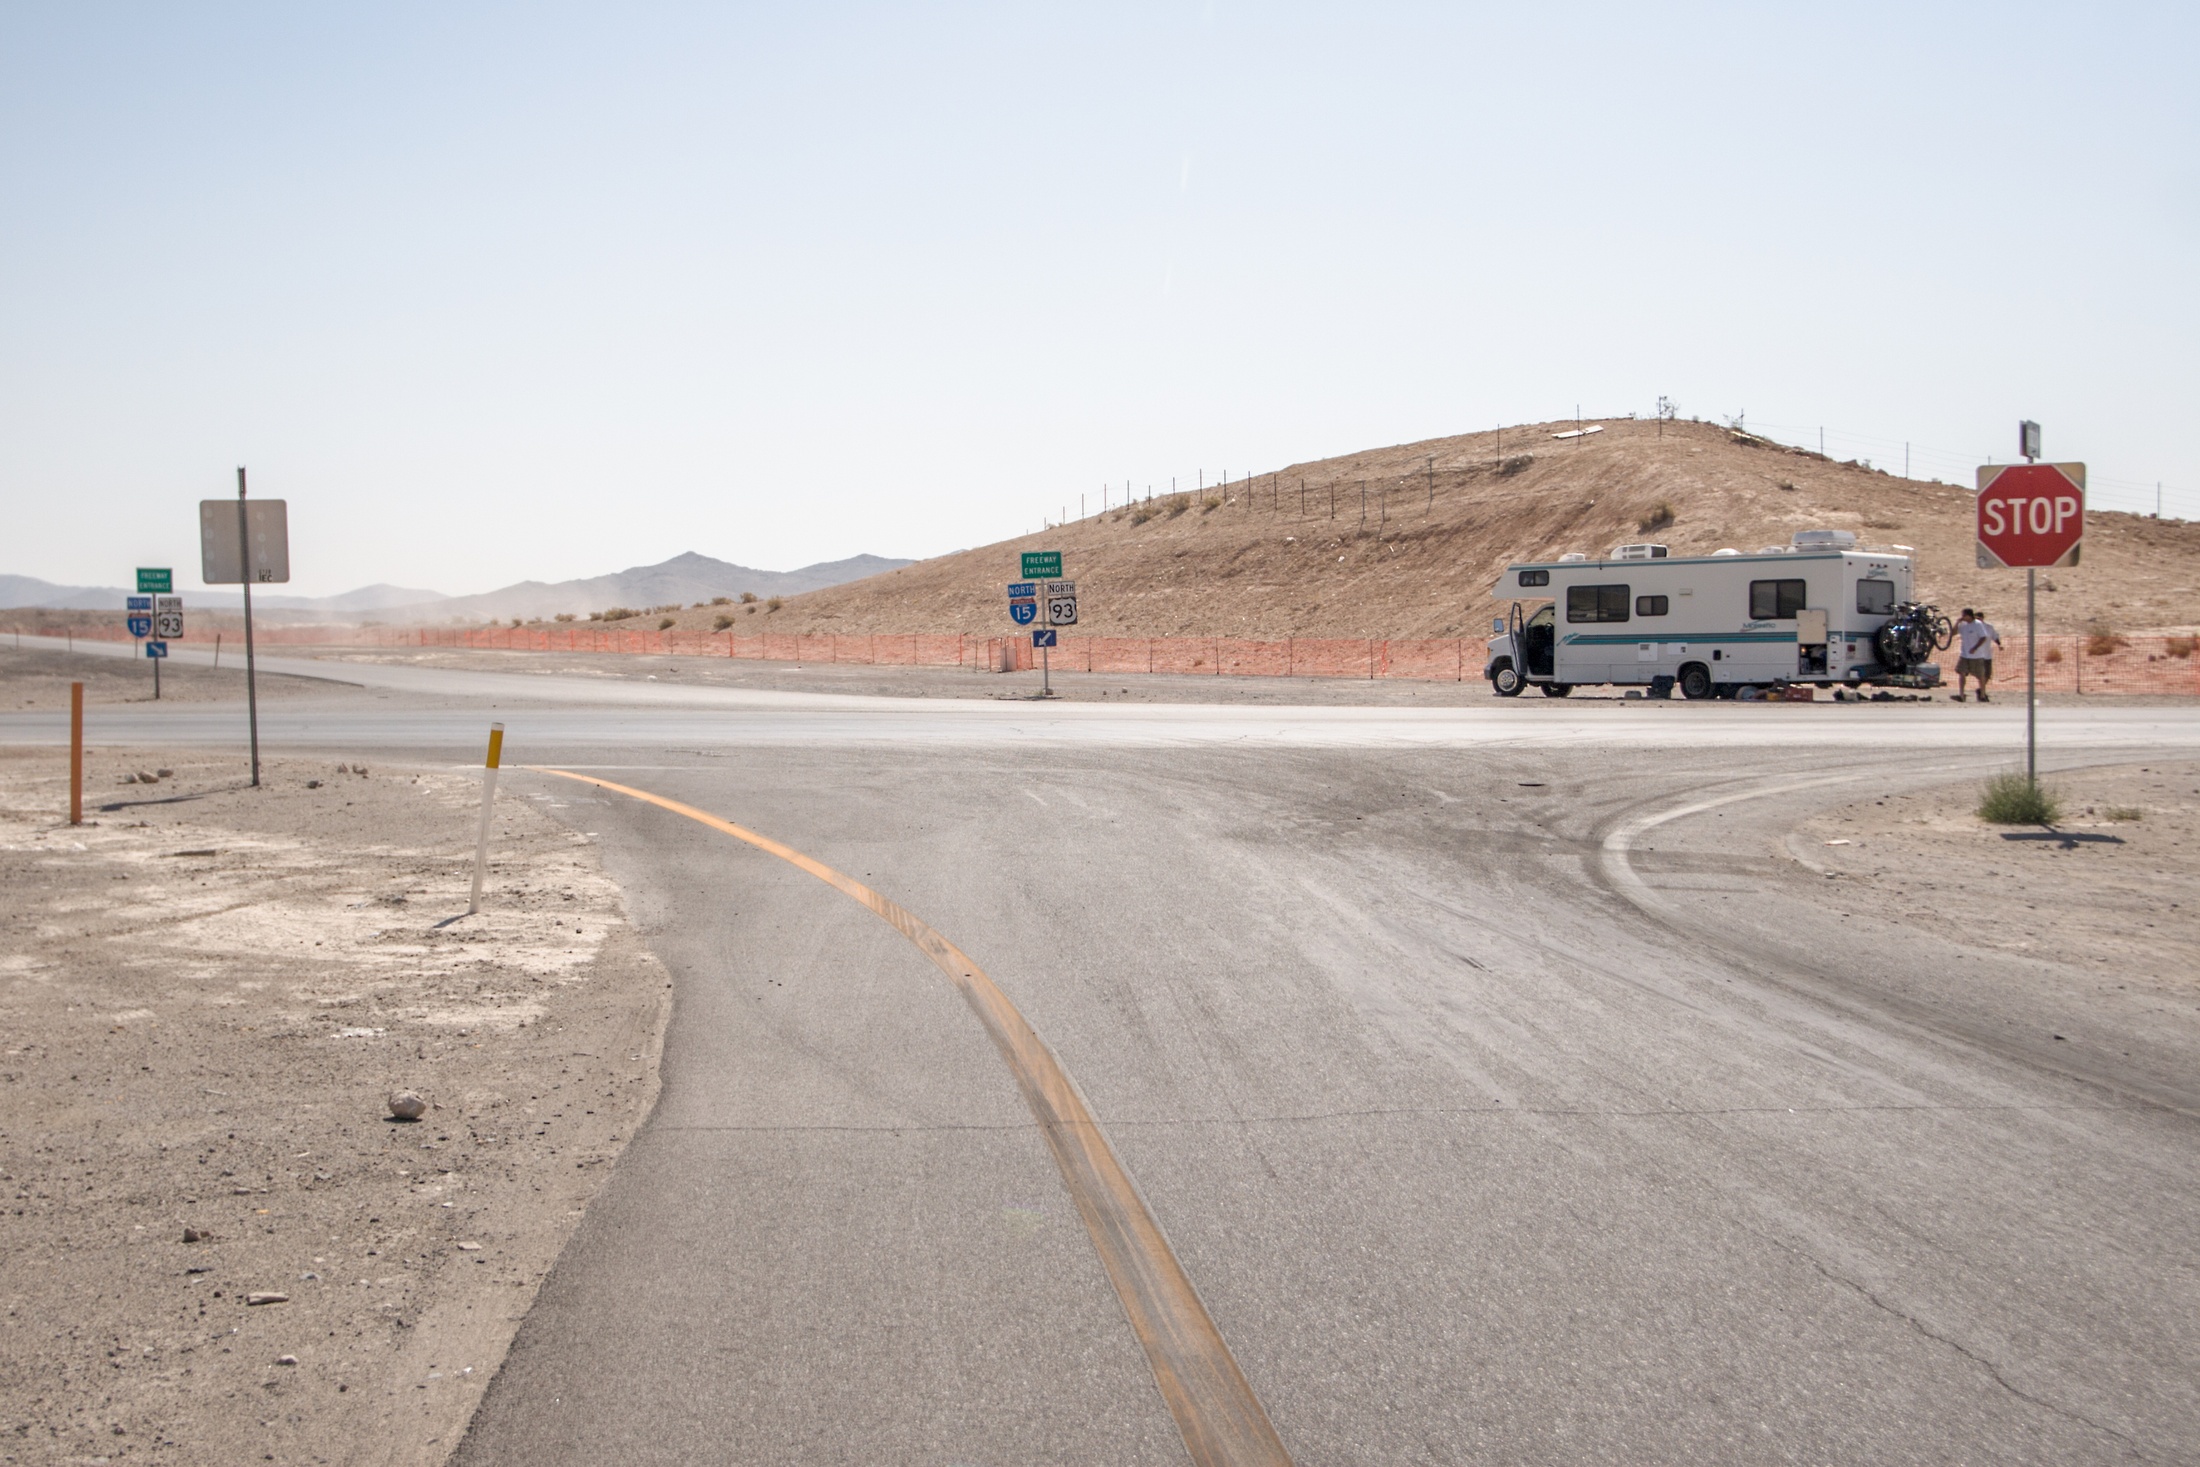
[1793,759,2200,990]
[0,748,670,1466]
[3,644,373,710]
[294,645,2194,708]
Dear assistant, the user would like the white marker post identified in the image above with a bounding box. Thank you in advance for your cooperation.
[468,723,504,915]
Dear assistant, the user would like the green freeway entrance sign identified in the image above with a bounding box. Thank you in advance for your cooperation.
[137,567,173,594]
[1021,550,1062,579]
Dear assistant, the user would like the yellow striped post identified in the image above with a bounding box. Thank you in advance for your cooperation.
[467,723,504,914]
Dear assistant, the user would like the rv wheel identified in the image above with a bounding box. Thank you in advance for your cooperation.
[1678,663,1713,700]
[1540,683,1572,697]
[1491,660,1524,697]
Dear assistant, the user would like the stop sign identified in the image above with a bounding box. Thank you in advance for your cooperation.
[1976,462,2085,568]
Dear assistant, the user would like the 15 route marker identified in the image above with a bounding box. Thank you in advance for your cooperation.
[1977,425,2084,786]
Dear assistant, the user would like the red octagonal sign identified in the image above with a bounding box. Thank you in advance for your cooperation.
[1976,461,2085,569]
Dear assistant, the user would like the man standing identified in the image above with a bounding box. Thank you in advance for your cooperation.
[1954,607,2001,702]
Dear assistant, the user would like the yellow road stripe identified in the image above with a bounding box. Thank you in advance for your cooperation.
[529,767,1293,1467]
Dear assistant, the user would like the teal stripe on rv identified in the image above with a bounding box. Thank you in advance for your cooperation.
[1562,631,1798,646]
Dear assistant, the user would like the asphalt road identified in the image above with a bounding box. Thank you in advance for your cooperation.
[9,642,2198,1463]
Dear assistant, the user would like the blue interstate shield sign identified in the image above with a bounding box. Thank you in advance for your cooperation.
[1032,628,1058,648]
[1009,598,1038,625]
[127,615,153,638]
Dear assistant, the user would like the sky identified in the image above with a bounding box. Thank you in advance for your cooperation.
[3,2,2194,598]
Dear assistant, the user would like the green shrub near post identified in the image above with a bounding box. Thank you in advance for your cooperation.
[1977,774,2061,825]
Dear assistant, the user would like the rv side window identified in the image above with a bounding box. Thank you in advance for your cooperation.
[1856,578,1895,615]
[1749,578,1807,619]
[1566,584,1630,623]
[1518,569,1550,587]
[1636,594,1669,617]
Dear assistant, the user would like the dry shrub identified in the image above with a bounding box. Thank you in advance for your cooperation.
[1200,497,1220,514]
[2043,646,2064,664]
[713,614,734,630]
[553,612,576,623]
[2084,625,2128,657]
[766,597,783,612]
[1166,498,1190,518]
[2103,805,2144,822]
[2168,635,2198,659]
[740,591,758,604]
[1776,479,1798,492]
[1977,774,2060,825]
[710,596,733,606]
[1495,454,1533,477]
[657,617,677,630]
[1130,505,1157,525]
[600,606,638,622]
[1638,500,1675,532]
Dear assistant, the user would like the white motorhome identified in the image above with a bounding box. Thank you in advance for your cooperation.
[1484,531,1936,699]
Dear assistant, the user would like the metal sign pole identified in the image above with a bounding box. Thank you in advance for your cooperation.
[1042,644,1051,697]
[237,466,261,787]
[2027,567,2037,785]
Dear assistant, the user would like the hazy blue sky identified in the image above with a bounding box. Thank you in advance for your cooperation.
[4,3,2193,597]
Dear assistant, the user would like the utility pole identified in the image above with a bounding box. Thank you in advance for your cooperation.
[1426,455,1434,514]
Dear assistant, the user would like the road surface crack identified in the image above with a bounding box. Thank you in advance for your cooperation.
[1794,1249,2143,1454]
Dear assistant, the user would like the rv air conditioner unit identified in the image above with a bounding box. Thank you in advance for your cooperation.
[1613,543,1670,560]
[1557,551,1590,562]
[1792,529,1859,549]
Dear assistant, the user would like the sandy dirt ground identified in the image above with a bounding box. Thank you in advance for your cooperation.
[1794,760,2200,988]
[0,747,669,1467]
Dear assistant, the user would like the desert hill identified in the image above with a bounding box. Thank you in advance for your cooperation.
[667,418,2194,640]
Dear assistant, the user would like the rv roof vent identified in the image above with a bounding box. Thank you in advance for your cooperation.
[1792,529,1858,549]
[1759,545,1791,555]
[1712,548,1741,556]
[1612,543,1670,560]
[1557,551,1589,563]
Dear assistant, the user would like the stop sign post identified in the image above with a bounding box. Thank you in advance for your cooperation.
[1976,454,2085,787]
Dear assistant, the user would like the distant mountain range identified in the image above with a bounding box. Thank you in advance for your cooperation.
[0,574,452,614]
[384,552,912,622]
[0,552,911,622]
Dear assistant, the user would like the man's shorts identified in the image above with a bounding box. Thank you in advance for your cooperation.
[1957,657,1993,680]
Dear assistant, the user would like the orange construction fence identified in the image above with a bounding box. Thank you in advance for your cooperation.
[24,624,2200,692]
